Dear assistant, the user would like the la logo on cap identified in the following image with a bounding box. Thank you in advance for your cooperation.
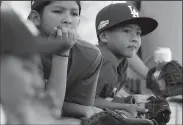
[128,6,139,17]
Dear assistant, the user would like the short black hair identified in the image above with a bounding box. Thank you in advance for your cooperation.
[31,1,81,15]
[32,1,51,15]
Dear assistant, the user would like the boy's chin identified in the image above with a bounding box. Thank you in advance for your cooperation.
[124,52,136,58]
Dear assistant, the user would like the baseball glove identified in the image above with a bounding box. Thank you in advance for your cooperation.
[81,108,156,125]
[145,96,171,125]
[146,60,182,98]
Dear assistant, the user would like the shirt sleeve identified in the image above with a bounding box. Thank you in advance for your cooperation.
[96,61,117,98]
[65,52,103,106]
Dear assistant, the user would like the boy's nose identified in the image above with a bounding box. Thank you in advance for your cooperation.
[130,32,139,43]
[131,36,138,43]
[61,14,72,26]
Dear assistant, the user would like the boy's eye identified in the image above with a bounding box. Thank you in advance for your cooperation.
[136,32,142,36]
[52,10,63,14]
[123,29,131,34]
[71,12,79,16]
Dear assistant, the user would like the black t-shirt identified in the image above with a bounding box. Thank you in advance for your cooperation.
[96,45,128,98]
[41,39,103,106]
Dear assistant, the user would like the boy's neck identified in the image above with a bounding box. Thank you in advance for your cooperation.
[115,55,124,66]
[99,43,125,65]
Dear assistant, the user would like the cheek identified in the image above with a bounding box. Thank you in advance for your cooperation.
[111,34,129,49]
[138,38,142,47]
[72,18,80,29]
[136,38,142,51]
[41,13,60,32]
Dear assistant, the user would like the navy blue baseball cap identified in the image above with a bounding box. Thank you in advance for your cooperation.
[96,3,158,36]
[31,0,81,15]
[1,8,66,54]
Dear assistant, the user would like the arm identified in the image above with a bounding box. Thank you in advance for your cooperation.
[45,53,69,114]
[63,50,103,118]
[95,96,146,117]
[95,96,129,110]
[128,54,149,80]
[44,27,76,115]
[63,102,102,118]
[63,102,88,118]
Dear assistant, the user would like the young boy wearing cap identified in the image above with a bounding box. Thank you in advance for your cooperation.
[94,3,158,117]
[28,1,103,118]
[0,7,82,124]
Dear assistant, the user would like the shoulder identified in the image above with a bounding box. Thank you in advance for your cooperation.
[75,39,101,54]
[97,45,117,64]
[73,39,102,61]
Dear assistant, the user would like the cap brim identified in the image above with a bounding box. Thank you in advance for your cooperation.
[120,17,158,36]
[1,8,62,54]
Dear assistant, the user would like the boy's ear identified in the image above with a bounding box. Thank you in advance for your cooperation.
[28,10,41,27]
[99,31,109,44]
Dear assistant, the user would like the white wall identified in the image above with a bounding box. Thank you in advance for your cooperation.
[140,1,182,65]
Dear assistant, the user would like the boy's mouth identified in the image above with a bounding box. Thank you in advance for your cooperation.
[127,45,137,50]
[60,25,72,29]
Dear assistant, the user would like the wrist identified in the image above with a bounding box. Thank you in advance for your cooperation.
[120,103,129,109]
[60,50,70,55]
[55,50,70,57]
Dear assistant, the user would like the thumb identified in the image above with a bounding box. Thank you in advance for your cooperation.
[137,106,148,113]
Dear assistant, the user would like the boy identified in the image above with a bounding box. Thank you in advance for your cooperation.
[0,6,81,124]
[28,1,103,118]
[94,3,158,117]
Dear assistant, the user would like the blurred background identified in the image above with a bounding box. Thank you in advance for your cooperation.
[1,1,182,124]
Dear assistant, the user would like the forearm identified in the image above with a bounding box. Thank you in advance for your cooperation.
[112,96,126,103]
[63,102,89,118]
[45,54,69,111]
[128,54,149,79]
[94,97,128,111]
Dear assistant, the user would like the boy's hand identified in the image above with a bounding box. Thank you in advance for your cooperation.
[49,26,76,54]
[124,104,148,117]
[83,106,103,118]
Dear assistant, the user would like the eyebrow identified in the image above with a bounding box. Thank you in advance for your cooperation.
[53,5,79,11]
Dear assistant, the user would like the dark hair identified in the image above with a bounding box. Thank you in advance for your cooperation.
[33,1,51,15]
[32,1,81,15]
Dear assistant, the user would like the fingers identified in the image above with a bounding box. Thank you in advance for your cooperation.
[71,30,76,42]
[59,27,68,40]
[56,28,63,39]
[56,27,75,40]
[48,27,57,39]
[93,107,103,114]
[136,105,148,113]
[49,26,76,52]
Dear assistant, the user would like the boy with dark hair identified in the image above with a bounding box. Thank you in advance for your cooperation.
[28,1,103,118]
[94,3,158,117]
